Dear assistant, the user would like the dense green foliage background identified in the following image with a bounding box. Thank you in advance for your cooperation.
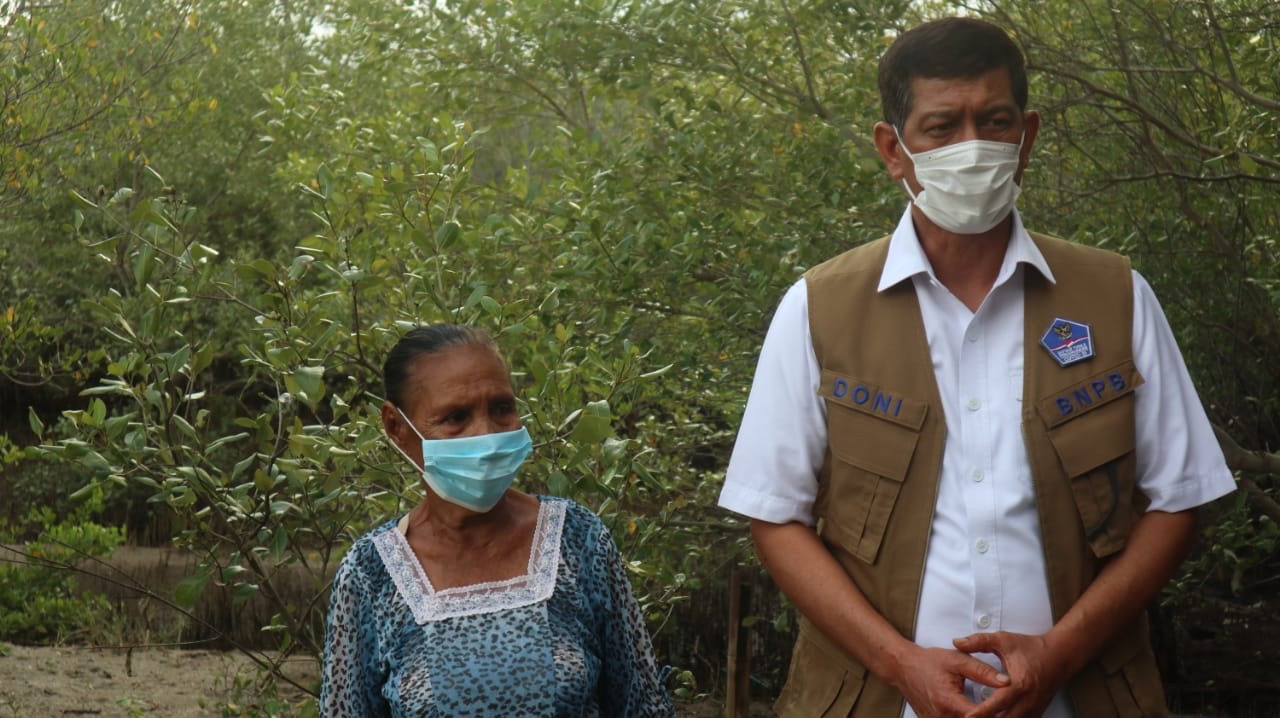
[2,0,1278,713]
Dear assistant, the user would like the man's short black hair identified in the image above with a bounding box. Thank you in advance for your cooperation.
[878,17,1028,129]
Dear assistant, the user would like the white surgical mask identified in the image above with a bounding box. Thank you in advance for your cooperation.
[896,127,1024,234]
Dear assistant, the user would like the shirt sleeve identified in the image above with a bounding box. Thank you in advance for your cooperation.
[321,552,389,717]
[1130,270,1236,511]
[717,279,829,525]
[588,524,676,717]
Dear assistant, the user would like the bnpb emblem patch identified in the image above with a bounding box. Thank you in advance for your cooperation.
[1040,318,1095,367]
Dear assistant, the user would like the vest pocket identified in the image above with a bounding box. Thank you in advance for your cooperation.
[775,620,868,717]
[1090,620,1167,716]
[820,400,921,565]
[1040,390,1138,558]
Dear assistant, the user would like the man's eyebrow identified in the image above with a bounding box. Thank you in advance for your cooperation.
[979,104,1019,117]
[914,109,960,125]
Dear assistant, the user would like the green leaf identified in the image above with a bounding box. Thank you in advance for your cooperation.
[232,583,260,605]
[316,164,333,197]
[69,189,98,210]
[174,570,210,609]
[638,363,674,379]
[206,432,250,453]
[292,365,326,402]
[88,398,107,425]
[27,407,45,439]
[133,243,155,292]
[479,295,502,317]
[270,526,289,558]
[772,611,791,633]
[568,400,613,443]
[231,455,255,481]
[165,344,192,380]
[108,187,134,205]
[463,284,487,310]
[253,469,275,492]
[220,565,249,582]
[435,220,460,249]
[69,480,97,501]
[171,414,199,441]
[547,470,572,495]
[234,258,277,283]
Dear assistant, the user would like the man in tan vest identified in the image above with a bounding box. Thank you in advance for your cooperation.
[717,17,1235,718]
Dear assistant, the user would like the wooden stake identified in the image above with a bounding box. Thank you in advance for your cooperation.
[726,565,751,718]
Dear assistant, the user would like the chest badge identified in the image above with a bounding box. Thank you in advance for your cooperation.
[1040,318,1095,367]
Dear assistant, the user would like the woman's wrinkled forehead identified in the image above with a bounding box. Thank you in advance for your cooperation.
[400,343,511,403]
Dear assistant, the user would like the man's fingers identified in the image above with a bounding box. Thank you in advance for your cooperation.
[953,632,998,654]
[962,686,1020,718]
[951,650,1010,688]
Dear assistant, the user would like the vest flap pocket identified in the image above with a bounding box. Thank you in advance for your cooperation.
[821,371,925,481]
[1044,392,1135,478]
[1035,360,1145,432]
[1043,391,1138,557]
[820,399,921,564]
[1096,619,1165,715]
[775,619,868,717]
[820,370,928,432]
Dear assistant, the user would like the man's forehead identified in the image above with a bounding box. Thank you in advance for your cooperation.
[905,70,1019,114]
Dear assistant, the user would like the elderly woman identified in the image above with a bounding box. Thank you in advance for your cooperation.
[321,324,674,716]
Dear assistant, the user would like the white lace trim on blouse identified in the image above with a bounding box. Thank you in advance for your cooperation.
[373,499,566,623]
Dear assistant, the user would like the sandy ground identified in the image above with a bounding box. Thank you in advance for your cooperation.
[0,643,1224,717]
[0,644,317,717]
[0,643,756,717]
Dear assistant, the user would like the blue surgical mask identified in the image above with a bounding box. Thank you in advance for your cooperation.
[391,407,533,513]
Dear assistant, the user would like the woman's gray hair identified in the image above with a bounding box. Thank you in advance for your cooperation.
[383,324,502,407]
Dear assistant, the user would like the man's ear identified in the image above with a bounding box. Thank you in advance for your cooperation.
[873,121,907,181]
[1016,110,1040,182]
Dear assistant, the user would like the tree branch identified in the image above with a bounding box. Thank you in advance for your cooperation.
[1214,423,1280,476]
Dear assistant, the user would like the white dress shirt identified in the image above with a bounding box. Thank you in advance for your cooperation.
[718,207,1236,718]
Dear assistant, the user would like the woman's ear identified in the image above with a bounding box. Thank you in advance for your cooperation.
[381,401,411,450]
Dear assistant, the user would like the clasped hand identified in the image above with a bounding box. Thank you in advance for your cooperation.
[897,631,1067,718]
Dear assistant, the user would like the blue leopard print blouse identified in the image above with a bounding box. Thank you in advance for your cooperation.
[320,496,674,716]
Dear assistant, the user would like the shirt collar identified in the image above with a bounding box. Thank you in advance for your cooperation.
[877,205,1055,292]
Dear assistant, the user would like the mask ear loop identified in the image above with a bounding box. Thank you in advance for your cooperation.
[892,125,924,204]
[389,406,426,472]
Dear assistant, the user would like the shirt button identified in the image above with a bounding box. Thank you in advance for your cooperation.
[971,468,984,482]
[966,397,981,411]
[980,686,994,700]
[976,538,990,554]
[977,614,992,629]
[966,331,979,343]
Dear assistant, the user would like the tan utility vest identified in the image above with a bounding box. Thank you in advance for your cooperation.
[774,233,1168,717]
